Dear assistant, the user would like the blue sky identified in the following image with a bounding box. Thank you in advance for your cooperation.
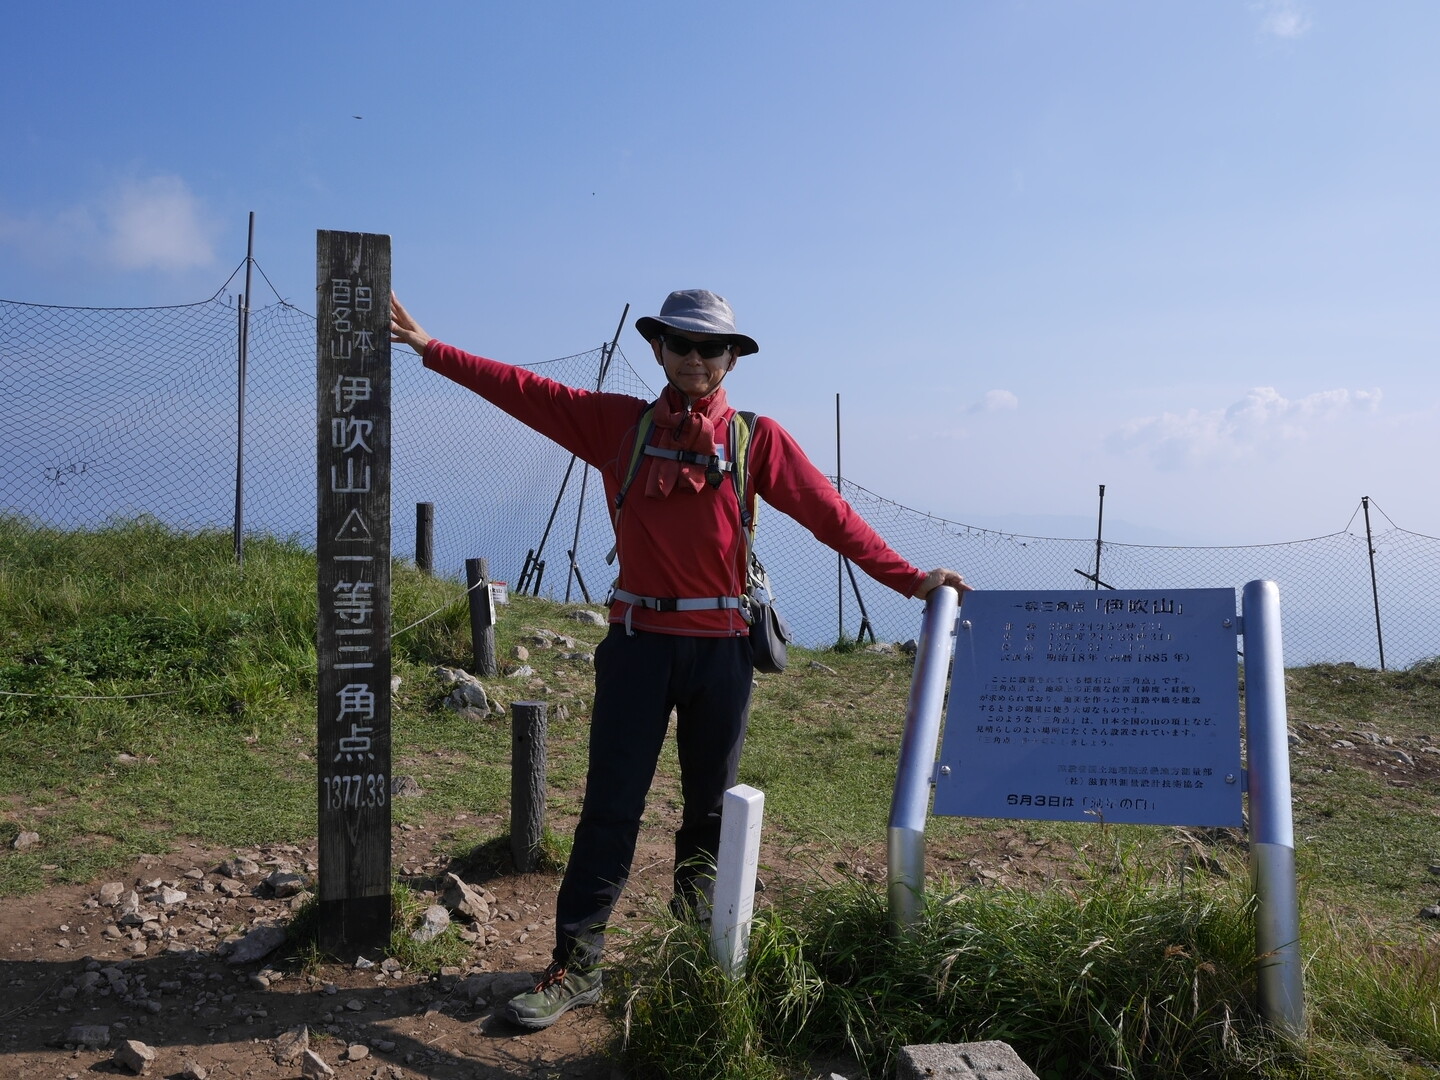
[4,1,1435,545]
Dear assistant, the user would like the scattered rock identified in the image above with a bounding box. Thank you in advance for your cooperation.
[264,871,307,897]
[272,1026,310,1065]
[1420,905,1440,920]
[344,1043,370,1061]
[442,873,493,922]
[567,608,607,626]
[864,641,896,654]
[511,644,530,662]
[12,830,40,850]
[179,1061,208,1080]
[558,651,593,663]
[98,881,126,906]
[411,904,451,942]
[57,1023,110,1049]
[300,1048,336,1078]
[509,665,536,678]
[390,775,424,798]
[156,886,187,906]
[113,1038,156,1074]
[219,856,260,878]
[808,660,838,674]
[457,971,533,1005]
[226,924,288,965]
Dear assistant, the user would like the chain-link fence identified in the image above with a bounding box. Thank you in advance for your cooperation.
[3,281,1437,669]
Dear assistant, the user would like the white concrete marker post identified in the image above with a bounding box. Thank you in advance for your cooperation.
[710,783,765,978]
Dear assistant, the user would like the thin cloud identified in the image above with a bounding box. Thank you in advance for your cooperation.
[968,389,1019,415]
[1255,0,1312,39]
[1109,386,1381,470]
[104,176,215,270]
[0,174,216,273]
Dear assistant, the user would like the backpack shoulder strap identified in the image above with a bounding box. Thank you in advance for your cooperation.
[730,410,759,548]
[614,402,657,512]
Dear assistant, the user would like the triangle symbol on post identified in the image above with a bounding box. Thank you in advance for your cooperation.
[335,508,372,542]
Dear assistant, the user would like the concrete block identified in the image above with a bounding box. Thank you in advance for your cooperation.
[894,1041,1039,1080]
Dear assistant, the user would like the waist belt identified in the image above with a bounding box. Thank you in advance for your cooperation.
[609,587,746,635]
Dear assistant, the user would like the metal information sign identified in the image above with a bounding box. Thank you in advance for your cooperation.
[934,589,1243,827]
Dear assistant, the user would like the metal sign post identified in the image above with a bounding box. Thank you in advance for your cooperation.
[890,581,1305,1041]
[315,230,392,954]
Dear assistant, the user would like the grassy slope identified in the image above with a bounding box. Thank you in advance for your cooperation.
[2,520,1438,1078]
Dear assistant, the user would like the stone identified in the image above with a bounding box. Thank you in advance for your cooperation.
[441,873,492,923]
[12,830,40,850]
[264,871,307,897]
[113,1038,156,1074]
[226,924,288,965]
[456,971,533,1005]
[1419,905,1440,920]
[344,1043,370,1061]
[58,1023,110,1049]
[390,775,424,798]
[411,905,451,942]
[568,608,607,626]
[272,1026,309,1065]
[98,881,126,905]
[509,665,536,678]
[512,644,530,661]
[808,660,838,674]
[894,1041,1039,1079]
[179,1062,208,1080]
[300,1049,335,1078]
[218,856,260,878]
[157,886,187,906]
[445,677,489,711]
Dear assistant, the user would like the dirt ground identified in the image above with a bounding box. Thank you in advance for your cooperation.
[0,796,901,1080]
[0,808,694,1080]
[2,711,1435,1080]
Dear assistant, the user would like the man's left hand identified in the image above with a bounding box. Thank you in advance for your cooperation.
[914,568,971,601]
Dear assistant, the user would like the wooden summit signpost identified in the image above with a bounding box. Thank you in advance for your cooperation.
[315,230,392,952]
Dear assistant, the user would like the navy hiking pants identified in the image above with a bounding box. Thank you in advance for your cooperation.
[554,625,754,969]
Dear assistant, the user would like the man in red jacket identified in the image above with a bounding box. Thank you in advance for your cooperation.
[391,289,968,1029]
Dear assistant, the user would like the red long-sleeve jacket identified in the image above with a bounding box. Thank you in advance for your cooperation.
[425,340,926,636]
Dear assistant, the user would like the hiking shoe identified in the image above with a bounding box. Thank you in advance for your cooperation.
[501,962,603,1030]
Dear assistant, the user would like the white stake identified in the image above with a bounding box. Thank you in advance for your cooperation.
[710,784,765,978]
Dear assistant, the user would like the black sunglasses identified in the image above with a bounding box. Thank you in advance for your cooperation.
[661,335,732,360]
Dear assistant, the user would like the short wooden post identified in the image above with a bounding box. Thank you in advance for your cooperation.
[415,502,434,575]
[510,701,548,872]
[465,557,497,677]
[315,229,392,954]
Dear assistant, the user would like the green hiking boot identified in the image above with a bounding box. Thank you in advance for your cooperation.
[502,962,603,1030]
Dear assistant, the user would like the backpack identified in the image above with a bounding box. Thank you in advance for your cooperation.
[611,402,791,671]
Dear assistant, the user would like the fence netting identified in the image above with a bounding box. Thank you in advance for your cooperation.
[3,286,1436,669]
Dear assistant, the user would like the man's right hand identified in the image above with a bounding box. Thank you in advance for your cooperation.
[390,294,433,354]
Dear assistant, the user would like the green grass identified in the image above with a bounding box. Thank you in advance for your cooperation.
[2,518,1438,1078]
